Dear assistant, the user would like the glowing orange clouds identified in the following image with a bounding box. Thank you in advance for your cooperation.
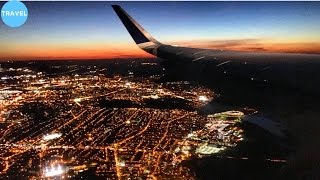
[170,39,320,54]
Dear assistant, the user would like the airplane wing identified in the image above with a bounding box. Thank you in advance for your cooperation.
[111,5,320,95]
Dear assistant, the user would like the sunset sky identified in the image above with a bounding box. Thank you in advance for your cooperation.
[1,1,320,60]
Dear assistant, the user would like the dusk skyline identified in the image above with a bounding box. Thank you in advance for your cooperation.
[1,1,320,60]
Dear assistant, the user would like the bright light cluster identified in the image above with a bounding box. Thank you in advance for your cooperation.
[44,165,64,177]
[198,95,208,102]
[195,143,225,155]
[43,133,62,141]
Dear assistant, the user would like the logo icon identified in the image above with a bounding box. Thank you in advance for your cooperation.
[1,0,28,28]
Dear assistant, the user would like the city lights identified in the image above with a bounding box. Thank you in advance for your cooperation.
[43,133,62,141]
[74,98,82,103]
[198,95,209,102]
[44,165,64,177]
[0,62,247,179]
[195,143,225,155]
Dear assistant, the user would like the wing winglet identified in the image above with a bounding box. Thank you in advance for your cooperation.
[111,5,160,45]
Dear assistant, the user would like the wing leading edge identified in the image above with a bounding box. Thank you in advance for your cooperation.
[111,5,161,56]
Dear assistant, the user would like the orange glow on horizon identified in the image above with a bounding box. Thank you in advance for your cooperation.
[1,39,319,61]
[0,43,154,60]
[172,39,320,54]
